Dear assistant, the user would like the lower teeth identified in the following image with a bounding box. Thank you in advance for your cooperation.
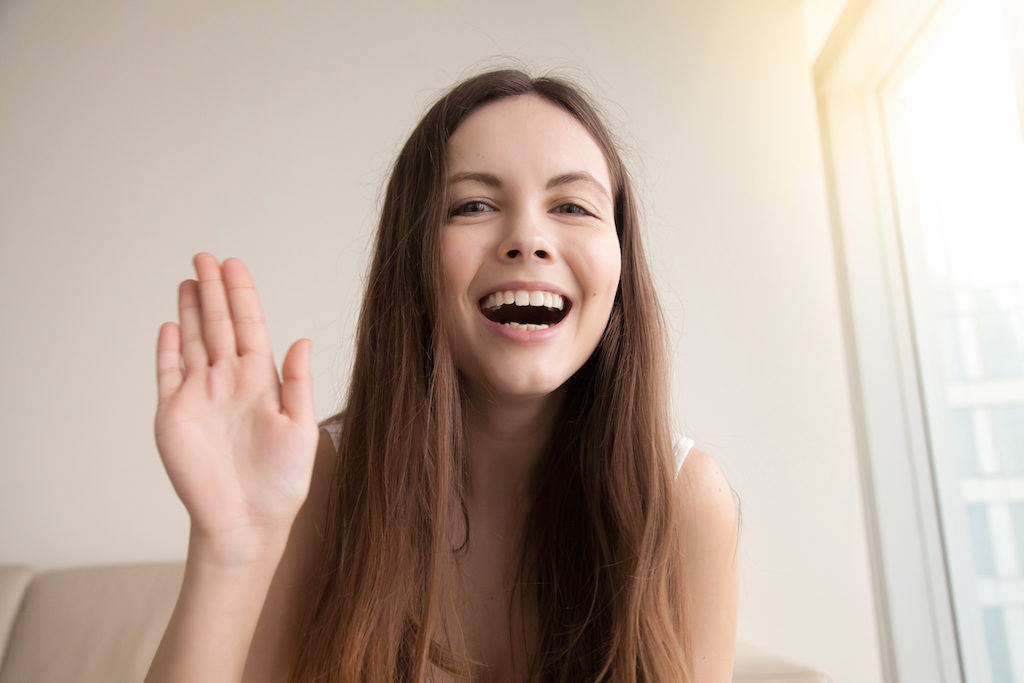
[504,322,549,331]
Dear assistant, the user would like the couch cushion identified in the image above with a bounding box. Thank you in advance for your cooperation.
[734,641,833,682]
[0,566,34,670]
[0,563,183,683]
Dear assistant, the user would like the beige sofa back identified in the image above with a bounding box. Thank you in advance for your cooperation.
[0,563,830,682]
[0,564,182,683]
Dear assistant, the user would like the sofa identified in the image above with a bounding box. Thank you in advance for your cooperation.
[0,563,831,682]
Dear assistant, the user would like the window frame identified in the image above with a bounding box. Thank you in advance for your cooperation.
[813,0,1001,680]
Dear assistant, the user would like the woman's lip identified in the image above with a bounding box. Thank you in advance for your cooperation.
[477,307,567,343]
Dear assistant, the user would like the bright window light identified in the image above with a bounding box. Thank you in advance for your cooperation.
[892,0,1024,681]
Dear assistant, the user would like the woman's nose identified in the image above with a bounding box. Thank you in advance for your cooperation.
[502,245,549,260]
[497,211,554,263]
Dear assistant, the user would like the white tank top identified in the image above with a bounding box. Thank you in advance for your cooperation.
[673,433,694,476]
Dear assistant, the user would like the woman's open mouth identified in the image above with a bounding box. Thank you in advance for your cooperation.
[478,289,572,332]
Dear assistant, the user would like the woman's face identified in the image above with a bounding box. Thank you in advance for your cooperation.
[441,94,622,403]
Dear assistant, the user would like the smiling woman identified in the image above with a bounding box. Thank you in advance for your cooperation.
[144,69,739,683]
[442,95,621,402]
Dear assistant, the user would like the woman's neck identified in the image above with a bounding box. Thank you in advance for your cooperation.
[461,384,565,523]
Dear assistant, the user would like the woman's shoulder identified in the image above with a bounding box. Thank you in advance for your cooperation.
[671,434,739,532]
[674,441,739,537]
[673,441,740,680]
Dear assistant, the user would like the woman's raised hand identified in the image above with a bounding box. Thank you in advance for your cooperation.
[154,254,319,566]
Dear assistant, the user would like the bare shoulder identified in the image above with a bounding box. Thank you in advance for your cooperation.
[676,447,739,565]
[242,427,338,682]
[677,448,738,535]
[676,448,740,682]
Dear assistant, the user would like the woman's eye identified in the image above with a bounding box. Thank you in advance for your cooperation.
[554,203,593,216]
[450,201,493,217]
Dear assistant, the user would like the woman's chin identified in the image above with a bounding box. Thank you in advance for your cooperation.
[465,368,570,405]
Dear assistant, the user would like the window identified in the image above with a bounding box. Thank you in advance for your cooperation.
[883,1,1024,679]
[817,0,1024,680]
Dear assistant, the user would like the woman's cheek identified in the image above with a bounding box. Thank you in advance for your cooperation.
[586,237,622,301]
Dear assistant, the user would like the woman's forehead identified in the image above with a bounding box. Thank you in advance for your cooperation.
[445,95,613,196]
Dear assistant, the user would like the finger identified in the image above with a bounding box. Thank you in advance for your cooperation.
[193,253,237,363]
[221,258,273,358]
[280,339,314,424]
[156,322,183,402]
[178,279,208,372]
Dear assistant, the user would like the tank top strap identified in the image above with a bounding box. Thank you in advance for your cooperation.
[322,419,343,451]
[672,433,694,477]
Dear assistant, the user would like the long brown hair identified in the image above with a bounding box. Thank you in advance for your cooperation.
[291,69,690,682]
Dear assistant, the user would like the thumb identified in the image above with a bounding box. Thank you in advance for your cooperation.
[280,338,314,424]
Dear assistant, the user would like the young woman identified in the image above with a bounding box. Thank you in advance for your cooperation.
[146,69,739,682]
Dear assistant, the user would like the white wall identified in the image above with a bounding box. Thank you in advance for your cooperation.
[0,1,882,680]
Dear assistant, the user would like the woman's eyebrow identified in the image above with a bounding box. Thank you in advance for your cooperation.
[447,171,502,188]
[546,171,611,201]
[446,170,611,202]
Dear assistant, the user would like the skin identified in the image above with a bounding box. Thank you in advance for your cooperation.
[147,95,739,683]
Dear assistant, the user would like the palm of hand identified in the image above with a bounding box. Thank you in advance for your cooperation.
[154,254,318,562]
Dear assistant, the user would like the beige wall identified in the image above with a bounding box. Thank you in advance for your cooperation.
[0,1,881,680]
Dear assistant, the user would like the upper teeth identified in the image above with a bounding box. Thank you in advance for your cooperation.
[481,290,565,311]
